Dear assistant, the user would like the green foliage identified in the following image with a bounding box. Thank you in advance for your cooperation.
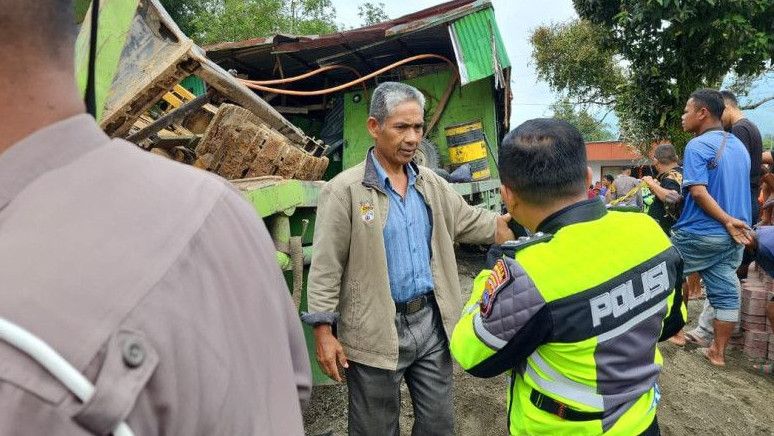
[159,0,209,37]
[530,20,624,107]
[160,0,338,45]
[532,1,773,153]
[764,134,774,151]
[549,99,615,142]
[357,2,389,26]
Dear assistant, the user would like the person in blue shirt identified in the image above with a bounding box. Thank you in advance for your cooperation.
[671,89,752,367]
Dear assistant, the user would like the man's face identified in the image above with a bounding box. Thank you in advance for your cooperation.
[681,98,704,134]
[368,100,424,167]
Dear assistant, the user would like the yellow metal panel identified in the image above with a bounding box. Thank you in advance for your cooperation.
[448,140,487,163]
[445,120,484,136]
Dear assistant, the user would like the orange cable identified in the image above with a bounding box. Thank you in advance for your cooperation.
[239,54,458,96]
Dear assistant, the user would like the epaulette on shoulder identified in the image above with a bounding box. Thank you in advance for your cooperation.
[500,232,553,258]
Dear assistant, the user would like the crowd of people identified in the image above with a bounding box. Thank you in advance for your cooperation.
[589,89,771,369]
[303,86,772,435]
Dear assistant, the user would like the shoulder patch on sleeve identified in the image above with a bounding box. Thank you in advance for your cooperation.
[480,259,513,317]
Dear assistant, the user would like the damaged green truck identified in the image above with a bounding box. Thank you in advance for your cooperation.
[76,0,512,384]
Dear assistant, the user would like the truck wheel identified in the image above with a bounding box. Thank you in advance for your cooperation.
[414,139,441,169]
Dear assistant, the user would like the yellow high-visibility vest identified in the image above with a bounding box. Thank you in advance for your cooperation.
[451,199,686,435]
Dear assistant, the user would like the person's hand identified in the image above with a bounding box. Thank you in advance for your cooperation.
[313,324,348,382]
[495,213,515,244]
[724,218,753,245]
[641,175,655,187]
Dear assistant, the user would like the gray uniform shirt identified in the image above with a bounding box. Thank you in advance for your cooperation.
[610,174,643,209]
[0,115,310,435]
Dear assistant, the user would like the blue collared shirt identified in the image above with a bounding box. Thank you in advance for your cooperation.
[674,130,751,235]
[371,153,434,303]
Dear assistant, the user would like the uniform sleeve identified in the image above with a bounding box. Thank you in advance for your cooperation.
[450,257,552,378]
[659,258,686,341]
[212,187,314,410]
[682,144,709,188]
[303,182,352,325]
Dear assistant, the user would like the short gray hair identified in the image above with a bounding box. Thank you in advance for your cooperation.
[653,143,678,165]
[369,82,425,124]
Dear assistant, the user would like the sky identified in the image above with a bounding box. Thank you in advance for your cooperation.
[329,0,773,136]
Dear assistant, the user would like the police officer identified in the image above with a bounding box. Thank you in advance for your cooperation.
[450,119,686,435]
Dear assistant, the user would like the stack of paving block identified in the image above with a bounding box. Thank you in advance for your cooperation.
[195,104,329,181]
[739,263,772,360]
[769,317,774,362]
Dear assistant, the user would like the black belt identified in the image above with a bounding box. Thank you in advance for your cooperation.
[395,294,434,315]
[530,390,604,421]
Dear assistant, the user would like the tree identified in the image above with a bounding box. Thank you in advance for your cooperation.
[549,99,615,142]
[726,67,774,109]
[287,0,338,35]
[159,0,210,37]
[531,1,773,152]
[764,134,774,151]
[358,2,389,26]
[530,20,623,107]
[161,0,338,45]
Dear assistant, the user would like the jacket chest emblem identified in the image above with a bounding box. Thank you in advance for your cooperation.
[359,201,375,223]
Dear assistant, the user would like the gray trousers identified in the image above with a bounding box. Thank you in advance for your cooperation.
[346,301,454,436]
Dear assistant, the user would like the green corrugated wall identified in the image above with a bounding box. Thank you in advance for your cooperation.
[342,70,499,179]
[452,7,511,85]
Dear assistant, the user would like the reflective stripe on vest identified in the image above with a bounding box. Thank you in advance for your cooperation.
[473,312,507,350]
[525,351,604,410]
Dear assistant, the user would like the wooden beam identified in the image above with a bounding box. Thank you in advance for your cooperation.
[275,106,308,114]
[274,103,327,114]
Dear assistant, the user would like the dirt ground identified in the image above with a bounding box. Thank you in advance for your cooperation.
[303,251,774,435]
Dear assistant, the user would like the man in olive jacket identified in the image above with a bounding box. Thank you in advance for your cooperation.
[303,82,513,435]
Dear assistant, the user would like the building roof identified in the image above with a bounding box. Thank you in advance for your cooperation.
[204,0,509,87]
[586,140,643,162]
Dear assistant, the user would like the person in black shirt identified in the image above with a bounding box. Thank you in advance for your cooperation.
[721,91,763,281]
[642,143,683,235]
[721,91,763,222]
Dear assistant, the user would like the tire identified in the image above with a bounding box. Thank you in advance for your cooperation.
[414,139,441,169]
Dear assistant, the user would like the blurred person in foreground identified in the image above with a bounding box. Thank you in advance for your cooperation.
[0,2,310,434]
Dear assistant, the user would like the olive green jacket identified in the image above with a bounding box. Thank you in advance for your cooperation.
[304,152,498,370]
